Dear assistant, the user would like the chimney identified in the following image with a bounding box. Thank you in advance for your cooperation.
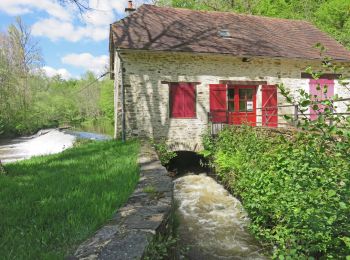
[125,1,136,15]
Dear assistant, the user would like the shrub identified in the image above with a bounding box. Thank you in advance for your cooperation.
[206,126,350,259]
[152,139,176,167]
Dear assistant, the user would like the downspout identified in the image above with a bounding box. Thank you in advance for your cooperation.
[113,48,119,140]
[117,50,126,142]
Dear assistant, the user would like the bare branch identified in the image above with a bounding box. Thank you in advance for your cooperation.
[58,0,91,13]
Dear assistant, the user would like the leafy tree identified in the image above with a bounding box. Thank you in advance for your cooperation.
[100,79,114,122]
[315,0,350,49]
[0,17,43,135]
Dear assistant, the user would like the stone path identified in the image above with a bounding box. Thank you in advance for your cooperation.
[72,142,173,260]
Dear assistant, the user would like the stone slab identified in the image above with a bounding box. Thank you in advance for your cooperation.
[70,141,173,260]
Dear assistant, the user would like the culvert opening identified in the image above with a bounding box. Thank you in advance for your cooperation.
[167,151,209,176]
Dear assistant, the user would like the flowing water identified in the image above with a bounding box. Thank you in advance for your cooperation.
[0,129,111,163]
[174,174,266,260]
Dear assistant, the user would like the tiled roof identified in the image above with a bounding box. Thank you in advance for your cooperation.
[110,4,350,61]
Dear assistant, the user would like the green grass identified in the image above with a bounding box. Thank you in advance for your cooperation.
[0,140,140,260]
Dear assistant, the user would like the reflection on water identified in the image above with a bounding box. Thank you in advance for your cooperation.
[174,174,266,260]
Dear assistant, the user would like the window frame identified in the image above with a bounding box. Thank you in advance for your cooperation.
[227,87,235,112]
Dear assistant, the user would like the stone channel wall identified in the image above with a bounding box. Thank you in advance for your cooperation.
[71,142,173,260]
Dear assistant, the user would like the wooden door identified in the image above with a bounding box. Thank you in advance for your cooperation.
[209,84,227,123]
[262,85,278,127]
[228,86,257,126]
[309,79,334,120]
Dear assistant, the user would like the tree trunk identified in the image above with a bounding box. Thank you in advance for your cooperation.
[0,160,5,174]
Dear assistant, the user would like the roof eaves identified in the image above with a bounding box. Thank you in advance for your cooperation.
[115,47,350,62]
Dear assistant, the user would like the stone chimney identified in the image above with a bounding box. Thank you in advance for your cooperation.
[125,1,136,15]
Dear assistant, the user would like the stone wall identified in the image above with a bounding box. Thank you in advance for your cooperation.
[71,142,173,260]
[114,50,350,151]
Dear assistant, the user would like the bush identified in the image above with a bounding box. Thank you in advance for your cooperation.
[152,139,176,167]
[205,126,350,259]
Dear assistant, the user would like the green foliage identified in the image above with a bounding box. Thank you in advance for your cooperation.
[205,55,350,259]
[0,118,4,135]
[207,126,350,259]
[143,185,157,194]
[0,72,114,137]
[315,0,350,49]
[200,128,217,158]
[0,19,114,137]
[144,234,178,260]
[278,53,350,158]
[152,139,177,166]
[0,140,140,259]
[143,185,164,200]
[144,210,182,260]
[99,80,114,121]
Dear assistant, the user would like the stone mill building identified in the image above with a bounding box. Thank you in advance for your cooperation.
[109,3,350,151]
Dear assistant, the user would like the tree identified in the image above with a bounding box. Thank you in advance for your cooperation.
[315,0,350,49]
[0,119,4,174]
[0,17,43,135]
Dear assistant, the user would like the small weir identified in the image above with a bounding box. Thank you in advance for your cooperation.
[169,152,266,260]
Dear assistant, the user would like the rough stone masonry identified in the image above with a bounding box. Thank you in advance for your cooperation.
[114,50,350,152]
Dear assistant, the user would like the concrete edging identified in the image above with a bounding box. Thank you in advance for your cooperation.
[71,141,173,260]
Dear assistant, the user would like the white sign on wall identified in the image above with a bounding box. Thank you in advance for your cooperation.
[247,101,253,111]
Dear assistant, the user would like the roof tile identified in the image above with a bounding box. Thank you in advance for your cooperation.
[111,5,350,61]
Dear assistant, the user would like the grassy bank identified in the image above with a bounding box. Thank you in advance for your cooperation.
[0,140,139,259]
[203,126,350,259]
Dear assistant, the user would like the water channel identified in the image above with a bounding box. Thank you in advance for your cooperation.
[170,152,267,260]
[0,132,267,259]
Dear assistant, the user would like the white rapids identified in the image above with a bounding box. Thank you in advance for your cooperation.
[0,129,76,163]
[174,174,266,260]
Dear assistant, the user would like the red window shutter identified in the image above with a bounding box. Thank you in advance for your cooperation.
[182,83,196,118]
[170,83,183,118]
[209,84,227,123]
[262,85,278,127]
[170,83,196,118]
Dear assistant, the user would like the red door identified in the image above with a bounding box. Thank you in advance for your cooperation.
[209,84,227,123]
[228,86,257,126]
[309,79,334,120]
[262,85,278,127]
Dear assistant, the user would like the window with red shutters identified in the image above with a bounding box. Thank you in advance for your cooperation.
[170,83,196,118]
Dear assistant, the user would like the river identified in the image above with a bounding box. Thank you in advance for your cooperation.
[170,152,267,259]
[0,129,110,163]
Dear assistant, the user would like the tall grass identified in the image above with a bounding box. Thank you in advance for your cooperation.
[0,140,139,259]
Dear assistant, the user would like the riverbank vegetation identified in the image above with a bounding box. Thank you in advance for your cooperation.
[203,127,349,259]
[0,18,114,137]
[202,57,350,258]
[0,140,139,259]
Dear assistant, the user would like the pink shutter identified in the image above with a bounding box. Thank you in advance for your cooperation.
[262,85,278,127]
[182,83,196,118]
[170,83,183,118]
[210,84,227,123]
[309,79,334,120]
